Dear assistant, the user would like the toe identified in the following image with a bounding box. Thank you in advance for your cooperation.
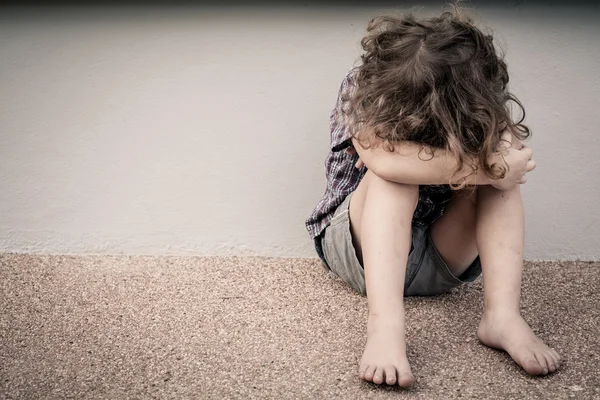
[397,371,415,388]
[551,349,562,367]
[522,358,544,375]
[358,364,368,380]
[543,352,556,373]
[363,365,376,381]
[520,350,544,375]
[372,367,384,385]
[384,365,397,385]
[534,352,549,375]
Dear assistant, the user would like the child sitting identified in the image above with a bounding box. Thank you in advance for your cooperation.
[306,8,560,387]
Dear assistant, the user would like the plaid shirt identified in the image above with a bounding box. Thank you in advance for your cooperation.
[306,68,453,242]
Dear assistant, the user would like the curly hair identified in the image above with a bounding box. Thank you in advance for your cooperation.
[345,8,530,187]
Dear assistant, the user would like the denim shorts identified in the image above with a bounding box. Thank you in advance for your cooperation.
[318,192,481,296]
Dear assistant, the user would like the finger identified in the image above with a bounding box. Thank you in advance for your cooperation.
[526,159,536,172]
[355,159,365,169]
[519,175,528,184]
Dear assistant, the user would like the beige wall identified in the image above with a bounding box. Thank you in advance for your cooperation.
[1,4,599,260]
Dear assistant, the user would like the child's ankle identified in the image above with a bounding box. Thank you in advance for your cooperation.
[368,311,405,329]
[482,305,522,320]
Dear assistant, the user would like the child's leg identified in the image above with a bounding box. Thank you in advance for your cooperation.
[430,185,561,375]
[475,185,561,375]
[348,170,417,387]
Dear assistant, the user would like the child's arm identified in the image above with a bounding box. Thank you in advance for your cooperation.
[353,132,533,187]
[353,137,490,185]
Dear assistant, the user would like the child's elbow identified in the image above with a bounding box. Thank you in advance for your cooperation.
[352,138,380,175]
[367,159,393,182]
[354,147,391,181]
[357,152,383,178]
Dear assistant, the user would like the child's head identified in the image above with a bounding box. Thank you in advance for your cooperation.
[347,8,530,181]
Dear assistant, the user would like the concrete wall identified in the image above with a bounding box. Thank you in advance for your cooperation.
[1,2,599,260]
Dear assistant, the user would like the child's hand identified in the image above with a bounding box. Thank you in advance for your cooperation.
[490,131,536,191]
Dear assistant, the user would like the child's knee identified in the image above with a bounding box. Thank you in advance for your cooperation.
[477,183,522,203]
[455,187,478,208]
[366,170,419,210]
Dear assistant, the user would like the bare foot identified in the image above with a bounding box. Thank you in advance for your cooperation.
[358,319,414,387]
[477,311,562,375]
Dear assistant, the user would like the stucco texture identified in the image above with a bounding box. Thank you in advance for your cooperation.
[0,2,599,259]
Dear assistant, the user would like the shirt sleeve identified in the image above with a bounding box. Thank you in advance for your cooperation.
[329,68,359,152]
